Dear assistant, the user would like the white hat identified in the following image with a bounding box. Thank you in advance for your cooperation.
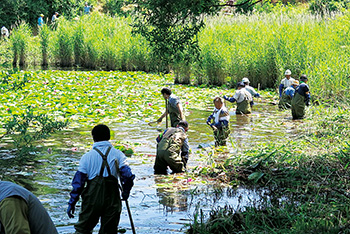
[285,69,291,75]
[242,77,250,83]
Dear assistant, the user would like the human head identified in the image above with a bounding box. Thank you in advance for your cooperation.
[242,77,250,85]
[40,14,44,17]
[85,2,88,6]
[55,12,59,16]
[161,87,172,99]
[300,75,308,83]
[213,96,224,109]
[237,82,245,90]
[177,120,189,132]
[292,80,299,87]
[91,124,110,142]
[285,69,291,79]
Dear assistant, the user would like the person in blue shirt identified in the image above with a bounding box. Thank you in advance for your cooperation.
[291,75,311,119]
[278,79,299,109]
[154,120,189,174]
[84,2,92,14]
[38,14,44,27]
[67,124,135,233]
[206,97,230,146]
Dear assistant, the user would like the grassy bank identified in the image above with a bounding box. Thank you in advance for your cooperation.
[187,105,350,233]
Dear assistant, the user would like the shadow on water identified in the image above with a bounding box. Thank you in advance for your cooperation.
[0,101,297,233]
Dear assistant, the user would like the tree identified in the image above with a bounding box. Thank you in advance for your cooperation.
[131,0,264,73]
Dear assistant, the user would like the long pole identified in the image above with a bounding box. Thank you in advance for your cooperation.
[124,200,136,234]
[165,98,168,128]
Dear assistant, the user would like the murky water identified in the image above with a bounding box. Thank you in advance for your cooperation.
[1,101,298,233]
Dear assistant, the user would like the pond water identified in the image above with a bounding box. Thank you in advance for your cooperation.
[1,101,299,233]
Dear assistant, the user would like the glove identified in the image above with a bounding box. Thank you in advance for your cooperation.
[206,121,211,126]
[223,95,228,101]
[212,125,218,131]
[67,204,75,218]
[121,174,135,200]
[306,101,310,106]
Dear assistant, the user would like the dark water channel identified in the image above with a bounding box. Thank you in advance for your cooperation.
[1,101,299,233]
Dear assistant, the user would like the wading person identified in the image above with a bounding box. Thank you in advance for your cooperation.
[84,2,92,14]
[291,75,310,120]
[224,82,253,115]
[279,69,295,97]
[38,14,44,27]
[1,26,9,40]
[157,87,185,127]
[206,97,230,146]
[278,80,299,110]
[154,120,189,175]
[242,77,260,107]
[0,181,58,234]
[67,124,135,233]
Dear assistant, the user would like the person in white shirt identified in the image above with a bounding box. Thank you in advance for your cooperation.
[67,124,135,233]
[224,82,253,114]
[279,69,295,97]
[242,77,260,107]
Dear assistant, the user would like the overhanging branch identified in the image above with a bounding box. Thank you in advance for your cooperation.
[212,0,264,8]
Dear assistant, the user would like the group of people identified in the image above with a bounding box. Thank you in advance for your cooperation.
[0,71,310,233]
[154,70,311,174]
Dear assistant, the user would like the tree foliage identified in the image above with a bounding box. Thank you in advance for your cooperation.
[132,0,221,68]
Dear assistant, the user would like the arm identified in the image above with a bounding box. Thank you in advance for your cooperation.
[177,103,185,120]
[305,92,311,106]
[157,112,167,123]
[181,138,190,168]
[119,165,135,200]
[254,93,260,98]
[223,95,236,103]
[206,113,214,125]
[67,171,87,218]
[212,120,229,128]
[279,84,284,97]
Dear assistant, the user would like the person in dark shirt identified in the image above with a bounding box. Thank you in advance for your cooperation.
[291,75,311,119]
[0,181,58,234]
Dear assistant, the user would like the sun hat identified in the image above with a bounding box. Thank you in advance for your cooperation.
[242,77,250,84]
[40,14,44,17]
[285,69,291,75]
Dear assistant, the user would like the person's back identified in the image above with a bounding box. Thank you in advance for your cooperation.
[235,88,252,114]
[67,124,135,233]
[291,75,310,119]
[0,181,58,234]
[279,86,295,109]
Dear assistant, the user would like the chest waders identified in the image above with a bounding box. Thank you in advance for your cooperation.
[214,125,230,147]
[291,92,306,119]
[154,128,186,174]
[236,99,251,115]
[279,92,292,109]
[75,147,122,234]
[168,102,181,127]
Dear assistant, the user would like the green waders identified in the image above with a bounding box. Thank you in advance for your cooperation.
[236,99,251,115]
[214,126,230,146]
[278,92,292,109]
[291,92,306,119]
[168,102,181,127]
[75,147,122,234]
[0,196,31,234]
[154,128,187,174]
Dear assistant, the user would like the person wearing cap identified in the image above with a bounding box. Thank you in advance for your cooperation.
[38,14,44,27]
[0,181,58,234]
[67,124,135,233]
[157,87,185,128]
[206,97,230,146]
[1,26,9,40]
[84,2,92,14]
[291,75,310,119]
[279,69,296,97]
[242,77,260,107]
[154,120,189,174]
[278,79,299,109]
[224,82,253,115]
[51,12,59,23]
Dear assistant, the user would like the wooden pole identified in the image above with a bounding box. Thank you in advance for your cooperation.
[125,200,136,234]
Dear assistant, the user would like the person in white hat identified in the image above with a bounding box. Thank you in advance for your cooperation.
[242,77,260,107]
[278,79,299,109]
[279,69,295,97]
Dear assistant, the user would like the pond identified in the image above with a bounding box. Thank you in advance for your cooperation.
[1,100,299,233]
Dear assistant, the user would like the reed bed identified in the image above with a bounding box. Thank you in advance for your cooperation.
[6,9,350,103]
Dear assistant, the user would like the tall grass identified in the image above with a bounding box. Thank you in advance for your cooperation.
[39,24,50,66]
[199,10,350,101]
[10,23,32,67]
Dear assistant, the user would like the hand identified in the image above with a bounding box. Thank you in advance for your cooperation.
[223,95,228,100]
[206,121,211,125]
[157,117,163,123]
[306,101,310,106]
[212,125,217,131]
[122,190,131,201]
[67,204,75,218]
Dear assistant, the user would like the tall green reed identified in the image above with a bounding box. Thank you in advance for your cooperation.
[10,22,32,67]
[39,24,50,66]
